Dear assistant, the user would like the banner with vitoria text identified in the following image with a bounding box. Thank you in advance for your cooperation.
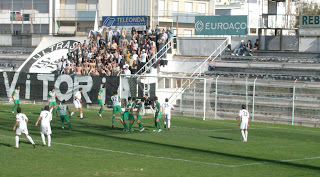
[0,72,119,105]
[194,15,248,35]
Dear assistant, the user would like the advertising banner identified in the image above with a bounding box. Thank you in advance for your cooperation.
[300,15,320,28]
[0,72,119,105]
[17,36,87,73]
[194,15,247,35]
[102,16,149,32]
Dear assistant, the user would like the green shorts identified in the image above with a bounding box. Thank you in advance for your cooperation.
[113,105,122,114]
[122,112,129,120]
[14,100,20,104]
[49,101,56,106]
[137,115,142,120]
[128,114,135,120]
[155,111,162,119]
[60,115,70,122]
[98,99,103,106]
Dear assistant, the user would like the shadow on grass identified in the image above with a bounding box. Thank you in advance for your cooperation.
[209,136,234,141]
[0,142,11,147]
[71,124,320,171]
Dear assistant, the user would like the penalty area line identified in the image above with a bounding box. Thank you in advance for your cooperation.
[0,135,233,167]
[2,135,320,168]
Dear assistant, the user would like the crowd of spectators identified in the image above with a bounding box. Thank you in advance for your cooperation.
[56,25,175,76]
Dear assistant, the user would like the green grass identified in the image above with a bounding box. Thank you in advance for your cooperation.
[1,103,320,177]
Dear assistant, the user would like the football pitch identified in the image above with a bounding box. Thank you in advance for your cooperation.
[1,103,320,177]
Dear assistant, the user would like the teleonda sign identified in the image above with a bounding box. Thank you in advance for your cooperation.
[195,15,248,35]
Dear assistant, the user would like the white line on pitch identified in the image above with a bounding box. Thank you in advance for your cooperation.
[2,135,320,168]
[0,135,233,167]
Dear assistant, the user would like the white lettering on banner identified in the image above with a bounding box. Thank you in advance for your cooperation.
[205,22,246,32]
[74,75,93,104]
[37,74,55,100]
[25,74,31,99]
[56,42,63,50]
[3,72,19,99]
[54,74,73,101]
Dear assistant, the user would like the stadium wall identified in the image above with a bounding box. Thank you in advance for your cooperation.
[0,72,119,105]
[177,37,226,56]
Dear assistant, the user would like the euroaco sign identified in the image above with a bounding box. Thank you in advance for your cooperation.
[195,15,247,35]
[300,15,320,28]
[102,16,148,27]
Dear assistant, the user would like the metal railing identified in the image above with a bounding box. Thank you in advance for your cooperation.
[168,38,229,109]
[134,37,176,79]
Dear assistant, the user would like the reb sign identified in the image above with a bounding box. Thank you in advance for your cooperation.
[195,15,248,35]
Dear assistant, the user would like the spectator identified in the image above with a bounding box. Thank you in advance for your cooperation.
[246,40,253,56]
[231,40,246,56]
[252,39,260,54]
[124,65,131,75]
[208,60,215,71]
[157,34,166,58]
[56,59,62,74]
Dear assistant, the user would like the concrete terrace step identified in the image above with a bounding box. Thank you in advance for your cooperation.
[215,61,320,70]
[224,50,320,59]
[204,70,320,82]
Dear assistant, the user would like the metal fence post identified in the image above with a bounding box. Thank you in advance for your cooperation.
[292,79,297,125]
[252,77,257,122]
[180,79,183,115]
[246,77,248,109]
[203,78,206,120]
[215,76,219,119]
[119,75,122,98]
[194,80,196,118]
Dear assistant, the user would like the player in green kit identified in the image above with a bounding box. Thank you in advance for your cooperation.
[97,86,105,118]
[122,97,133,132]
[128,97,136,132]
[153,96,163,132]
[12,85,20,113]
[56,100,72,130]
[111,91,124,129]
[48,88,59,116]
[136,98,145,132]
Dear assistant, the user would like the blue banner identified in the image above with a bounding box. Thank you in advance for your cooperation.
[102,16,148,27]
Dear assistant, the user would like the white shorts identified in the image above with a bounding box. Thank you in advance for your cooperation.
[40,125,52,135]
[164,113,171,120]
[240,120,248,130]
[16,127,28,135]
[73,99,82,109]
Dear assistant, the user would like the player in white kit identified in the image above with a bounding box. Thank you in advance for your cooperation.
[35,106,53,147]
[70,88,83,119]
[238,105,250,142]
[162,98,174,130]
[13,108,36,148]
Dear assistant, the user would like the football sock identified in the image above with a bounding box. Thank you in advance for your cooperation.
[129,122,133,130]
[164,118,167,125]
[123,123,128,130]
[50,108,53,113]
[27,135,35,145]
[80,113,83,118]
[12,105,16,112]
[168,120,171,128]
[47,135,51,146]
[157,122,161,129]
[112,116,115,125]
[245,131,248,141]
[138,122,143,128]
[61,122,64,128]
[68,122,72,129]
[15,136,19,147]
[99,108,103,114]
[241,130,246,141]
[154,121,157,130]
[41,134,46,145]
[70,112,74,117]
[53,108,56,115]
